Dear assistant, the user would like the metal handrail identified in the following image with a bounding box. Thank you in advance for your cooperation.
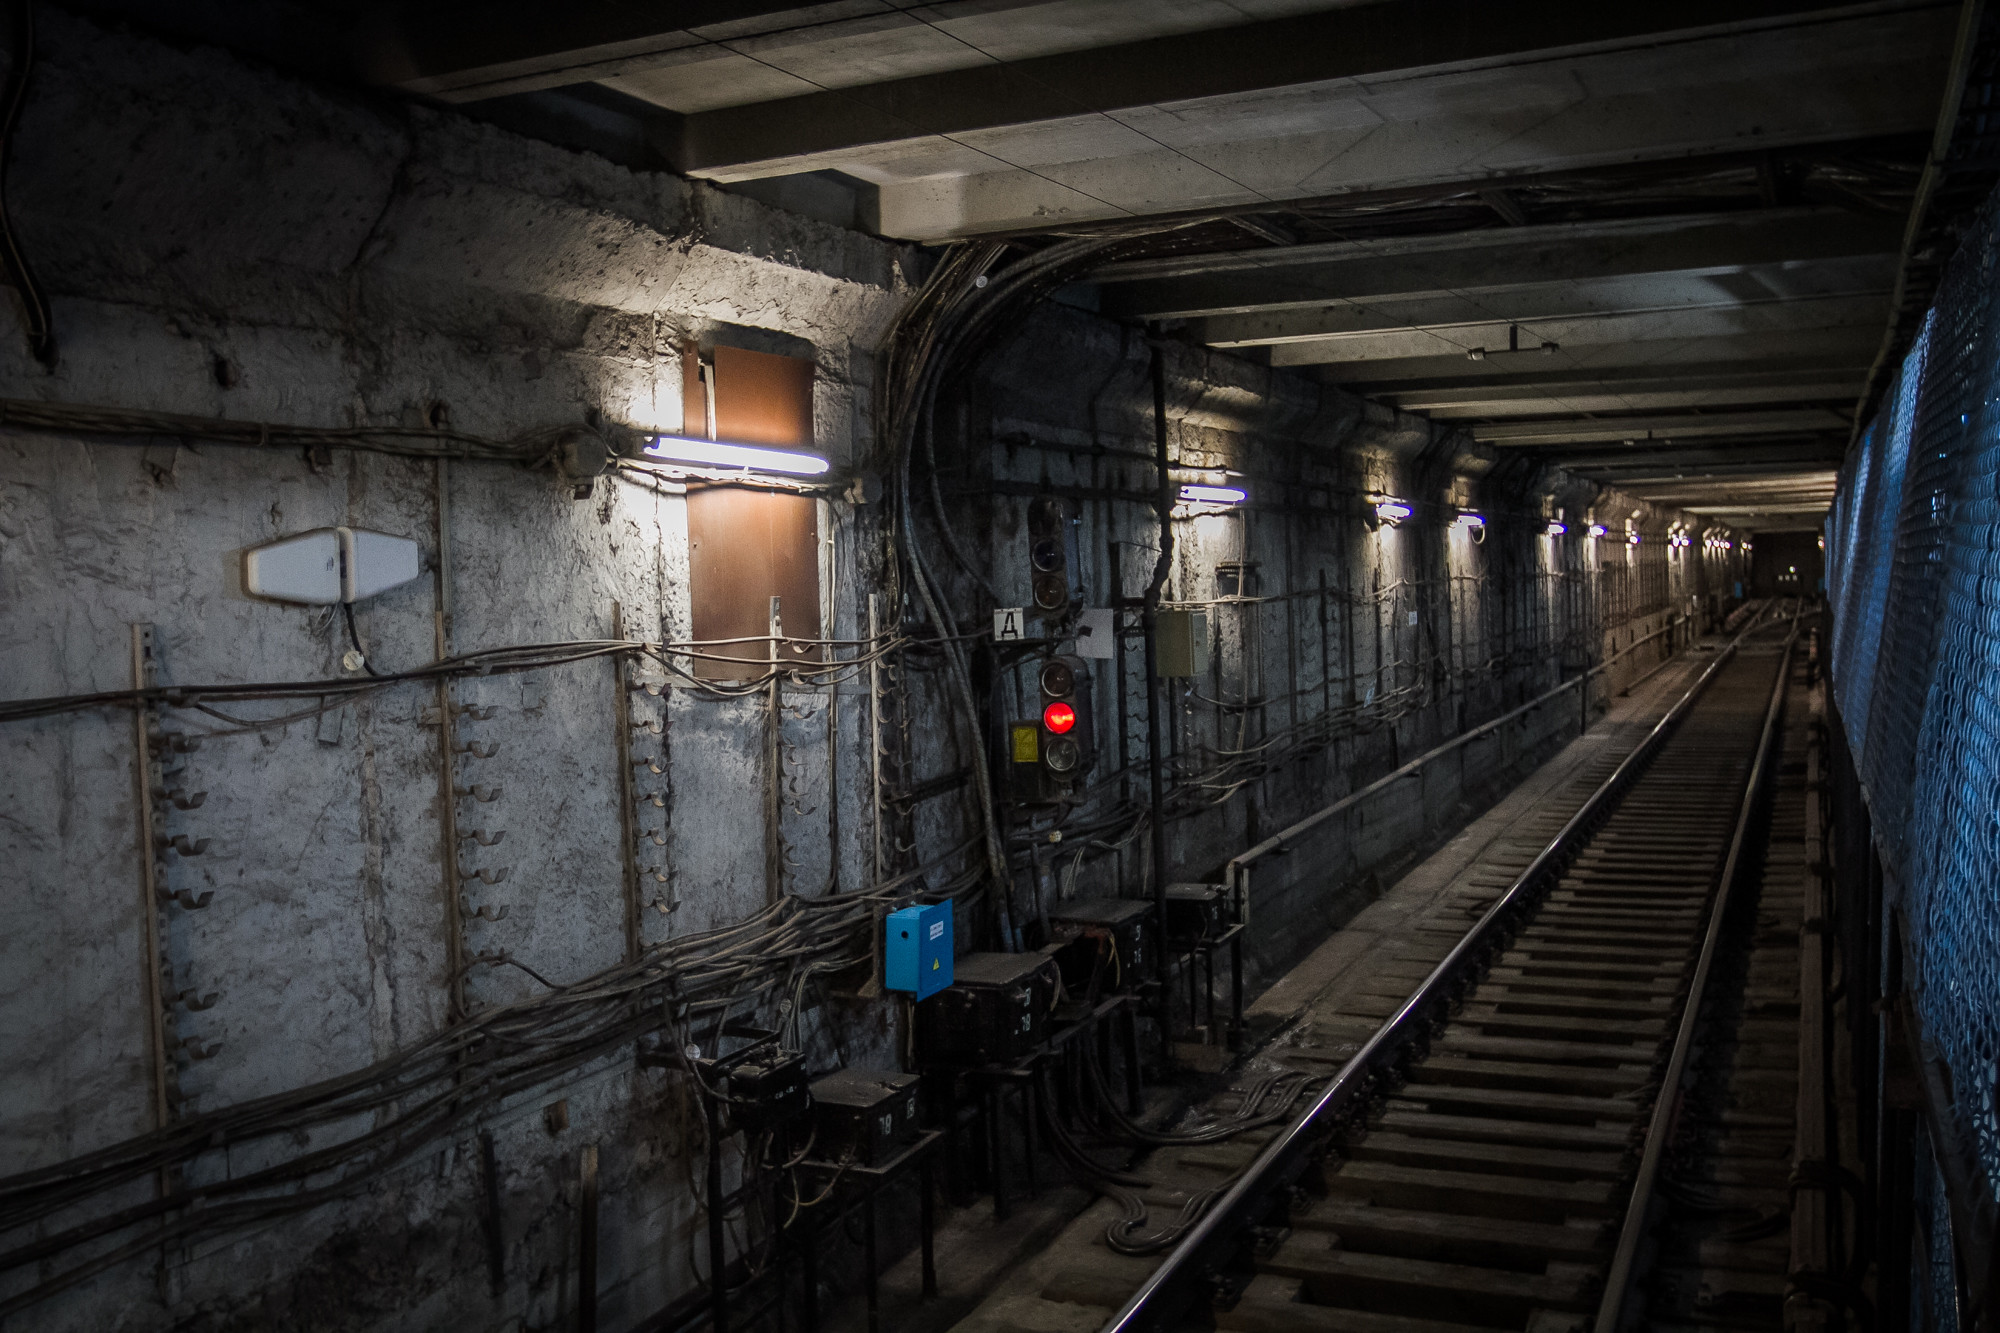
[1226,610,1691,923]
[1100,609,1764,1333]
[1592,609,1801,1331]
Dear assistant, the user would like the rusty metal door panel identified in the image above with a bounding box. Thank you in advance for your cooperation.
[712,345,813,448]
[686,486,822,679]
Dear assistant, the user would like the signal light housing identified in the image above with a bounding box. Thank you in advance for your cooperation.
[1001,653,1095,803]
[1027,496,1080,620]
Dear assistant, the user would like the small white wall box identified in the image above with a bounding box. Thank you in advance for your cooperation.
[244,528,421,605]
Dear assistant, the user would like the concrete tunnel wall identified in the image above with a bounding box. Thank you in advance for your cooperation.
[0,11,1748,1331]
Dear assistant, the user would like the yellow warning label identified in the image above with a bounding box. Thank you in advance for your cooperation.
[1011,724,1039,763]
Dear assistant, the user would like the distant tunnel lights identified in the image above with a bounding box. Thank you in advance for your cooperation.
[1545,521,1567,537]
[1587,523,1608,539]
[1179,484,1246,505]
[643,434,831,476]
[1374,498,1412,523]
[1452,511,1485,530]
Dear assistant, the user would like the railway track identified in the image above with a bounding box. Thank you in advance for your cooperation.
[956,608,1809,1333]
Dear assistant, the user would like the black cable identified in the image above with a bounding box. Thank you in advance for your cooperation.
[0,846,991,1320]
[0,631,912,725]
[0,396,603,463]
[340,602,383,678]
[0,0,52,367]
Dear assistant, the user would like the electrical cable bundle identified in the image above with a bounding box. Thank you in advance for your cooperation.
[1031,1044,1321,1256]
[873,225,1209,907]
[0,844,979,1320]
[0,396,607,463]
[0,632,916,726]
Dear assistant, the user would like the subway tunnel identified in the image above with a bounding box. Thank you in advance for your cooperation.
[0,3,1993,1330]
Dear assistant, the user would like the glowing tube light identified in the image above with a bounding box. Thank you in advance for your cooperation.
[1452,511,1485,530]
[1587,523,1607,538]
[1375,498,1412,523]
[1179,484,1247,504]
[1545,521,1567,537]
[643,434,830,476]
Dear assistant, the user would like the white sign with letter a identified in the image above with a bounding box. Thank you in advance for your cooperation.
[993,607,1027,641]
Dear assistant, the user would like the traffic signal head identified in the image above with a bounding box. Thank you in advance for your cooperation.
[1037,654,1093,792]
[1027,497,1079,619]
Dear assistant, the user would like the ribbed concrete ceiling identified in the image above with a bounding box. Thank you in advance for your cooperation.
[92,0,1980,532]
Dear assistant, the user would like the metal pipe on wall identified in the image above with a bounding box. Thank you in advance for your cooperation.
[1145,336,1175,992]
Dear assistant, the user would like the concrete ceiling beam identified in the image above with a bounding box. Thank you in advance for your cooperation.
[1299,326,1882,384]
[1267,295,1887,367]
[1528,439,1850,470]
[1644,494,1839,511]
[389,0,1906,107]
[1098,209,1902,320]
[1388,369,1867,416]
[653,5,1947,237]
[1346,354,1876,398]
[1193,255,1896,348]
[1586,474,1840,496]
[1474,408,1851,445]
[383,0,1232,106]
[1413,383,1865,419]
[657,2,1938,163]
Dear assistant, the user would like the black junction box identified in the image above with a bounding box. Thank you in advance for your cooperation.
[809,1069,922,1164]
[1162,882,1227,948]
[1048,897,1152,992]
[915,951,1059,1067]
[720,1046,811,1132]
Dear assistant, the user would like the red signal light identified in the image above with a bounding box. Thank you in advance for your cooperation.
[1042,701,1077,734]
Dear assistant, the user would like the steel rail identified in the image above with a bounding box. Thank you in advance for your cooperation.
[1100,610,1773,1333]
[1592,607,1802,1331]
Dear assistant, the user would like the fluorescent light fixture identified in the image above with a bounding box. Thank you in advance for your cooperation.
[1628,531,1641,545]
[1451,511,1485,529]
[1587,523,1607,538]
[1545,521,1567,537]
[1374,498,1412,523]
[1179,484,1246,505]
[643,434,830,476]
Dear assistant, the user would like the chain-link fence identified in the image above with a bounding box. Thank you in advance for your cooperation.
[1825,190,2000,1235]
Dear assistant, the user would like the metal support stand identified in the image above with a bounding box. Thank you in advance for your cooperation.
[431,458,468,1020]
[579,1143,599,1333]
[704,1094,728,1333]
[794,1131,944,1330]
[1144,336,1177,1066]
[610,603,643,962]
[1168,924,1246,1050]
[130,625,174,1151]
[766,595,785,905]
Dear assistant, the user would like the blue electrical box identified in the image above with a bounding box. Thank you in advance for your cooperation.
[886,902,953,999]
